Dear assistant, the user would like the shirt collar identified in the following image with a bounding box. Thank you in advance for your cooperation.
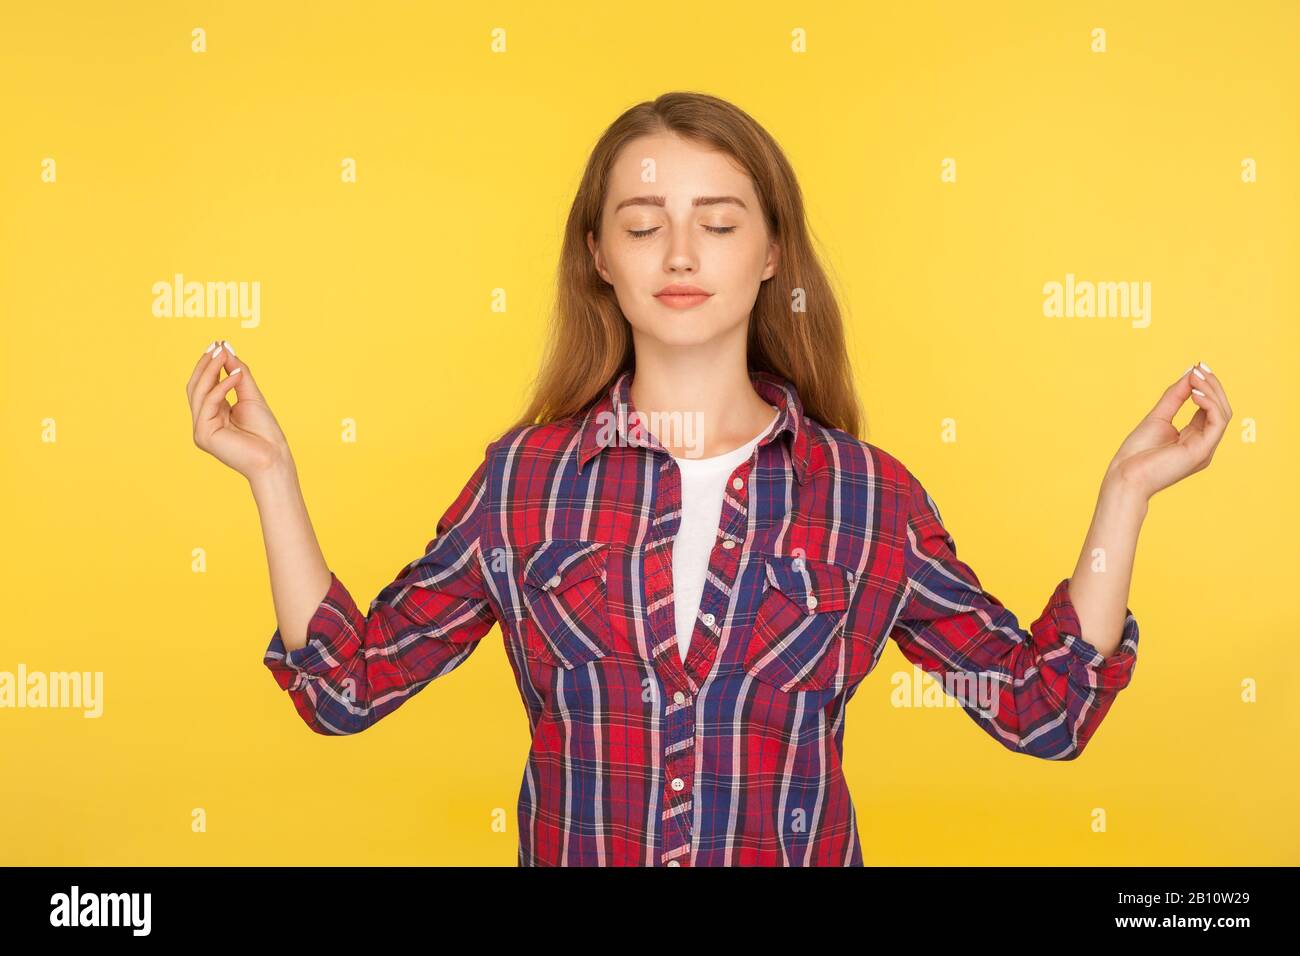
[575,368,812,485]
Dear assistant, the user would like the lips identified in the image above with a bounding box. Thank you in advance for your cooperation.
[654,284,712,310]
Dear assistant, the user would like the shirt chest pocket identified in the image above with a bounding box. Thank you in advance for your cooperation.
[744,555,857,692]
[518,539,612,669]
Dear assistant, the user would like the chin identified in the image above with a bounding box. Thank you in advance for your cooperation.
[634,320,733,350]
[629,303,742,350]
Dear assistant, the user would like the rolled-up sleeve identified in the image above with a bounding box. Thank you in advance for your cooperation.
[888,469,1139,760]
[263,450,498,735]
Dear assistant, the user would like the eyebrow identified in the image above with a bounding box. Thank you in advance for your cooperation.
[612,195,749,213]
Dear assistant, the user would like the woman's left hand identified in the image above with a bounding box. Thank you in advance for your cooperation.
[1104,362,1232,501]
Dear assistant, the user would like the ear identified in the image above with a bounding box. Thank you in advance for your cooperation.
[761,238,780,281]
[587,229,611,284]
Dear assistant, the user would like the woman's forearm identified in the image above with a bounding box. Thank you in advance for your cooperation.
[1067,471,1149,659]
[248,455,332,654]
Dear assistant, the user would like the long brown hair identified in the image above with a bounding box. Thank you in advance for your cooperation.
[509,91,863,438]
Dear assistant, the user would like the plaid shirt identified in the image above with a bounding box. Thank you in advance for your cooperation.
[263,370,1140,866]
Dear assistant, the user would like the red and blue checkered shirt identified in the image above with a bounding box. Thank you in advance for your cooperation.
[263,369,1140,866]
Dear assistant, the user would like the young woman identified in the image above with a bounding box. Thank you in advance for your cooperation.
[186,92,1231,866]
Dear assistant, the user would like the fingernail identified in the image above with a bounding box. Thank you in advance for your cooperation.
[222,340,236,356]
[204,341,216,354]
[1198,361,1212,373]
[229,367,242,376]
[1191,388,1205,396]
[1192,367,1207,380]
[1181,364,1193,377]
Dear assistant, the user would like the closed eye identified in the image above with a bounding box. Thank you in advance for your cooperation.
[627,225,737,239]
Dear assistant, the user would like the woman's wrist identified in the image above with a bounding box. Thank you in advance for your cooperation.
[1100,464,1150,523]
[247,449,299,502]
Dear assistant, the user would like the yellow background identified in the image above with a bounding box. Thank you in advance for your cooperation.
[1,1,1296,865]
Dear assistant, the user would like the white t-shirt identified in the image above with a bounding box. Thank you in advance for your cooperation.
[670,407,780,664]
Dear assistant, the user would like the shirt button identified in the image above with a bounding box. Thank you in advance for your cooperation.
[671,777,685,791]
[546,575,561,588]
[702,612,715,628]
[673,690,686,705]
[731,476,744,491]
[667,860,681,867]
[806,595,818,610]
[721,539,736,550]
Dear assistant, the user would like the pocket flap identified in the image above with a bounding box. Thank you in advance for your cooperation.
[763,555,854,613]
[524,540,608,592]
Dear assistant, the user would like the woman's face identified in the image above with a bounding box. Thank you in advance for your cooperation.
[588,131,780,350]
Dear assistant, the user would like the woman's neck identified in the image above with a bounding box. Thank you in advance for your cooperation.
[627,331,777,459]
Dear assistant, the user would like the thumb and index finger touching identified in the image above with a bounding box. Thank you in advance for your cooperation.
[189,339,266,427]
[1146,361,1230,463]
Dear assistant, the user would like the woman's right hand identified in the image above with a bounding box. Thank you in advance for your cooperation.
[187,340,291,480]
